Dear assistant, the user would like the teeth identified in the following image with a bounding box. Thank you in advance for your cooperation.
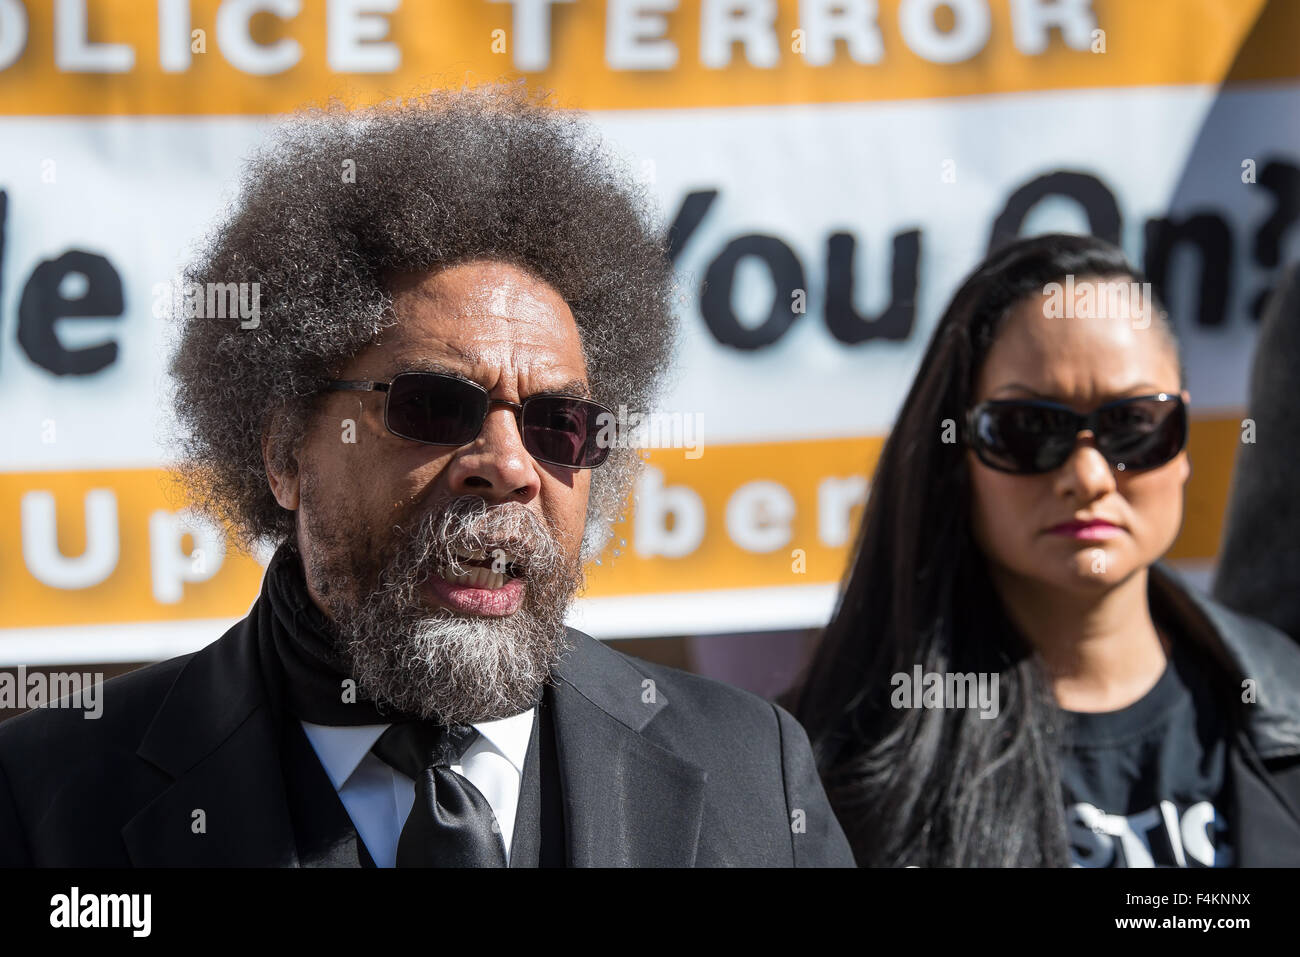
[439,564,511,590]
[452,546,522,568]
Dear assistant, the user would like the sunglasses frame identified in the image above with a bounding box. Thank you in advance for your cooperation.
[964,392,1189,475]
[326,371,614,470]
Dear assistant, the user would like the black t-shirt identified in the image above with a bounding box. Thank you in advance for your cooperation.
[1060,639,1232,867]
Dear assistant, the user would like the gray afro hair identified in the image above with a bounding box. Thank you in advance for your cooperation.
[168,82,678,557]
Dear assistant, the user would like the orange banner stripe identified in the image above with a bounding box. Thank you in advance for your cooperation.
[0,415,1245,629]
[0,0,1290,116]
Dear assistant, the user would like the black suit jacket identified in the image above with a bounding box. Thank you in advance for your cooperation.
[0,617,854,867]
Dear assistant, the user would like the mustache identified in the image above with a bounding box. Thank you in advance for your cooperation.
[392,496,564,585]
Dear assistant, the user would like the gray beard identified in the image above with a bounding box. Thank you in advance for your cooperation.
[302,495,582,724]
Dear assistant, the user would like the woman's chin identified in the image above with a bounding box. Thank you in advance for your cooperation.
[1052,547,1143,591]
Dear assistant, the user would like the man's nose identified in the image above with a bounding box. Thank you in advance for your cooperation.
[443,405,542,502]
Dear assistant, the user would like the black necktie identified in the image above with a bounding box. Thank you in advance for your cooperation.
[371,721,508,867]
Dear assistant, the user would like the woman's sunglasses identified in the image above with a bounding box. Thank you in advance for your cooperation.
[326,371,613,469]
[965,393,1188,475]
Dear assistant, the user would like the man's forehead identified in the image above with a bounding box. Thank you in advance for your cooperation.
[376,265,585,368]
[389,260,569,315]
[385,336,488,366]
[376,319,585,367]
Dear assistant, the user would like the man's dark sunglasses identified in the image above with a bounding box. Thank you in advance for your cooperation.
[326,371,613,469]
[965,392,1188,475]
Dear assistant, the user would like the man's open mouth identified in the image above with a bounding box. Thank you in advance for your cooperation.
[436,547,526,591]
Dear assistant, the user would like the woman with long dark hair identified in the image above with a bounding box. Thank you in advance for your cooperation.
[792,233,1300,867]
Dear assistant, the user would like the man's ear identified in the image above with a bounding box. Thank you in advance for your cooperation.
[262,413,301,511]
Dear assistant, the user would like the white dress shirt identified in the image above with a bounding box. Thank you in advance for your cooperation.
[300,708,535,866]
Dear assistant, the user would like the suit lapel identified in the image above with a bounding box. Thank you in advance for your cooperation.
[508,707,543,868]
[279,716,367,867]
[122,615,301,867]
[550,629,707,867]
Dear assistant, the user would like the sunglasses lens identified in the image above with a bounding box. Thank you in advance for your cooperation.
[522,396,610,468]
[385,373,487,445]
[1095,396,1187,471]
[972,403,1079,473]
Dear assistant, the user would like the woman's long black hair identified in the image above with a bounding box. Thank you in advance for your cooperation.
[791,233,1178,867]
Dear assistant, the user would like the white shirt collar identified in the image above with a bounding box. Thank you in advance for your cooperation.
[472,708,536,774]
[302,708,535,790]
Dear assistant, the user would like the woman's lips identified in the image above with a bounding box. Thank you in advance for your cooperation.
[1044,519,1124,540]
